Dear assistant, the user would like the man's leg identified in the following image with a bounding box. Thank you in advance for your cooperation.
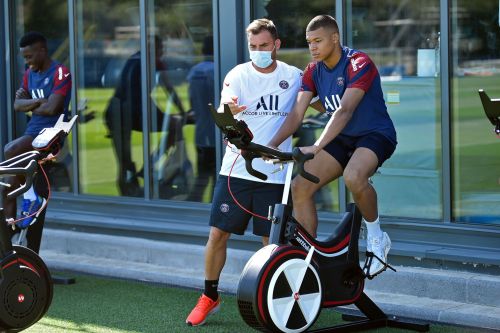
[186,226,228,326]
[343,148,379,221]
[204,226,231,286]
[344,147,390,275]
[291,150,343,238]
[186,175,252,326]
[2,136,34,219]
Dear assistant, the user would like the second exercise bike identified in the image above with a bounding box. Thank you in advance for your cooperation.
[0,114,77,331]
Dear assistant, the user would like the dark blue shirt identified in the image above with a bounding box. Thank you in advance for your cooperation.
[301,46,396,144]
[22,61,71,136]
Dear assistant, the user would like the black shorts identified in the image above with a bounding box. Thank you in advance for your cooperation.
[209,176,284,236]
[323,132,396,169]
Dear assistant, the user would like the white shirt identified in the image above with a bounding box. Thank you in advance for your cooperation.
[218,60,302,184]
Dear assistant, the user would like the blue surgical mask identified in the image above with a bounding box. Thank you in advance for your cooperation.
[249,48,274,68]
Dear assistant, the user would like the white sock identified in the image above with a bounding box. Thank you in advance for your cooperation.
[23,186,37,201]
[363,217,383,239]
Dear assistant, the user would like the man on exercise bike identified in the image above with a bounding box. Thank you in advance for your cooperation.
[268,15,397,277]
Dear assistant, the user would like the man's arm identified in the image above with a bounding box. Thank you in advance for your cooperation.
[13,88,43,112]
[303,88,364,155]
[267,90,314,147]
[309,97,326,113]
[31,93,66,117]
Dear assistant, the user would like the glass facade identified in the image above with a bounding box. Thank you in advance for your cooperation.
[451,0,500,225]
[146,0,214,202]
[73,0,214,202]
[76,0,143,197]
[254,0,341,213]
[1,0,500,227]
[10,0,73,192]
[347,0,443,220]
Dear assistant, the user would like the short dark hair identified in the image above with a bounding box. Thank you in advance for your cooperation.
[246,18,278,40]
[306,15,339,34]
[19,31,47,48]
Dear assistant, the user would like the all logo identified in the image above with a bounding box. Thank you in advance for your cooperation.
[256,95,279,111]
[323,94,342,111]
[31,89,45,99]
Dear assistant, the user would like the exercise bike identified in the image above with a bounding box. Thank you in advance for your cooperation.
[0,114,77,331]
[210,104,429,333]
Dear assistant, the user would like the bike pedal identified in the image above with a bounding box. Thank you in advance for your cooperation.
[362,251,396,280]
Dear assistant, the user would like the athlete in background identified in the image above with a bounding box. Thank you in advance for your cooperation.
[2,31,71,252]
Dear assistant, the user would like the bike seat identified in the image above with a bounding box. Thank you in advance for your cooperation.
[298,211,353,254]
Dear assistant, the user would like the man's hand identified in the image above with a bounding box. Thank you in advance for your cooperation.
[299,145,321,156]
[226,96,247,115]
[15,88,30,99]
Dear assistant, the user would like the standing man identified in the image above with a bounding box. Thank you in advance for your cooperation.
[268,15,397,277]
[186,19,303,326]
[104,35,186,197]
[2,31,71,251]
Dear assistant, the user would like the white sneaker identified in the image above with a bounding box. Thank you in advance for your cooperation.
[367,232,391,276]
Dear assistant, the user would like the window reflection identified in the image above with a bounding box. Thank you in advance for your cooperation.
[12,0,73,194]
[76,0,142,196]
[254,0,340,213]
[451,0,500,224]
[148,0,214,202]
[348,0,442,219]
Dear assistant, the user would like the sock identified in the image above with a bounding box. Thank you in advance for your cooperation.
[363,217,383,239]
[23,185,37,201]
[204,279,219,301]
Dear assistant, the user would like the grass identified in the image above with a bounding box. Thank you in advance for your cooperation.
[24,273,490,333]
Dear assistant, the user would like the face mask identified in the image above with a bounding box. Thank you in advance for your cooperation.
[249,46,275,68]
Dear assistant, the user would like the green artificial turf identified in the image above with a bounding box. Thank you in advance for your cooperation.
[23,273,490,333]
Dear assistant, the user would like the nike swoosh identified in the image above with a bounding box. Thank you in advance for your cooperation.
[224,82,230,86]
[64,73,70,77]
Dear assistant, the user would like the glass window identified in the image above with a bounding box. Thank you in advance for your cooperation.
[11,0,73,193]
[76,1,143,197]
[347,0,442,219]
[253,0,340,213]
[148,0,214,202]
[451,0,500,224]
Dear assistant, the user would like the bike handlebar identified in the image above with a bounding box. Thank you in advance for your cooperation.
[209,103,319,184]
[239,142,320,184]
[0,115,78,199]
[0,158,39,198]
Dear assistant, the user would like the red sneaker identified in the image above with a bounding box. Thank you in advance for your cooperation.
[186,294,220,326]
